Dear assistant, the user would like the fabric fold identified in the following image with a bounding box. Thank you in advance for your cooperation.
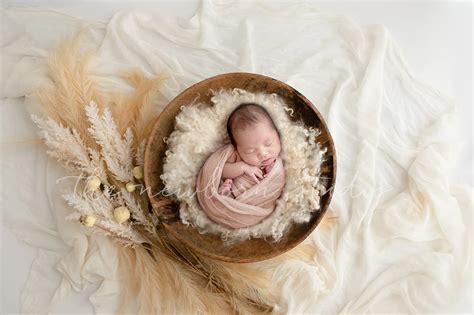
[196,144,285,229]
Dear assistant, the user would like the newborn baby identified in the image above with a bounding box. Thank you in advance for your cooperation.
[218,103,282,197]
[195,102,286,229]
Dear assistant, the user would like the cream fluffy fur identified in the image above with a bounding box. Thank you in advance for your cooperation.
[161,88,326,243]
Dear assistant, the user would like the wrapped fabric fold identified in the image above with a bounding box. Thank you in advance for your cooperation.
[196,144,286,229]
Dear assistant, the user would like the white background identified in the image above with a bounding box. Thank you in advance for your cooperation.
[1,1,472,313]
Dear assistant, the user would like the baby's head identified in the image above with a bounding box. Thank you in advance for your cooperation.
[227,103,281,167]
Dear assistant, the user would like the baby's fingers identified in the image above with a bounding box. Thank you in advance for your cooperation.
[251,174,260,183]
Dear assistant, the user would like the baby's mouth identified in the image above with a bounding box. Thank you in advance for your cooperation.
[261,158,274,166]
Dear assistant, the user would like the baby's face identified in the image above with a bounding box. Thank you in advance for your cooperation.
[233,120,281,167]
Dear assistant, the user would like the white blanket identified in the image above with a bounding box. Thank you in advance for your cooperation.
[1,0,471,313]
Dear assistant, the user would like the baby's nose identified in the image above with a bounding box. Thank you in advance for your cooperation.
[257,149,268,159]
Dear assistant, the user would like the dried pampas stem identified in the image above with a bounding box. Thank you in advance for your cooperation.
[115,69,167,144]
[36,30,105,149]
[116,225,276,314]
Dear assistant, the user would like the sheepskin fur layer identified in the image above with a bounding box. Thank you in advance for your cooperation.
[161,88,326,243]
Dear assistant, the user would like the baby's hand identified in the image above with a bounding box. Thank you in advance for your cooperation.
[241,164,263,183]
[260,159,276,176]
[263,162,275,174]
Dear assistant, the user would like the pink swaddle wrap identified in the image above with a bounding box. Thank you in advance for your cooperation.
[196,144,286,229]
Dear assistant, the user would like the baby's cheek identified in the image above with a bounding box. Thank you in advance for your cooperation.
[274,144,282,155]
[242,154,258,166]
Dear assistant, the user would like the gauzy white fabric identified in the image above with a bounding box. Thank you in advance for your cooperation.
[1,0,472,313]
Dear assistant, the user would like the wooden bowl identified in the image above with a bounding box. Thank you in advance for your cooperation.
[144,72,336,263]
